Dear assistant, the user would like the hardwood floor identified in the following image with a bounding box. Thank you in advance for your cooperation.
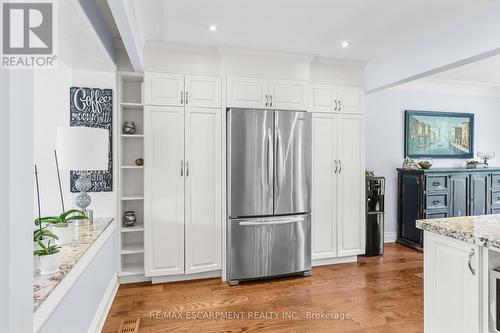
[103,244,422,333]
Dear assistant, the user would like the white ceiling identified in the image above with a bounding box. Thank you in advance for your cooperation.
[131,0,494,61]
[430,54,500,86]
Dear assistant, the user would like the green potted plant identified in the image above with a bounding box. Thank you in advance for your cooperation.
[34,240,62,275]
[36,209,88,245]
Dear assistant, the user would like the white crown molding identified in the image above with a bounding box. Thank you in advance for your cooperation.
[216,45,316,62]
[312,56,365,68]
[145,40,220,57]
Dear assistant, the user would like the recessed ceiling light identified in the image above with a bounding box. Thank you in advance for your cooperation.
[341,41,351,48]
[209,25,217,32]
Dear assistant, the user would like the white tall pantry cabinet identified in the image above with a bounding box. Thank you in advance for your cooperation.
[144,72,222,278]
[311,85,365,264]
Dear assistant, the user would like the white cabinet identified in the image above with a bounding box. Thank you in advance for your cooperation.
[185,107,221,274]
[226,76,269,109]
[310,84,363,114]
[145,72,184,106]
[227,76,308,110]
[185,75,222,108]
[269,79,308,110]
[144,106,221,277]
[144,106,185,276]
[337,114,365,256]
[311,113,365,262]
[145,72,221,108]
[312,113,338,260]
[424,231,480,333]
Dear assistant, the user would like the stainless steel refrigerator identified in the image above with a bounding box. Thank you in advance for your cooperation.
[227,108,312,285]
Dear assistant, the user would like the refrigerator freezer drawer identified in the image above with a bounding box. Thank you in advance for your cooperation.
[228,214,311,282]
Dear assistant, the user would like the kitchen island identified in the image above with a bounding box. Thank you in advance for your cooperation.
[417,214,500,333]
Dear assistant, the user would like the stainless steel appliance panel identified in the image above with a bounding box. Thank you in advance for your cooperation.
[227,109,274,217]
[274,111,311,215]
[228,214,311,281]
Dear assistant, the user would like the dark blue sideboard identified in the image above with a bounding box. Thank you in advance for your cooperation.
[397,167,500,251]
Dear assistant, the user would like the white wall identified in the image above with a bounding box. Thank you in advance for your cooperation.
[33,63,116,218]
[366,79,500,236]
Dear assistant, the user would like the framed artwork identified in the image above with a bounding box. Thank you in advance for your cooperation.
[404,110,474,159]
[69,87,113,192]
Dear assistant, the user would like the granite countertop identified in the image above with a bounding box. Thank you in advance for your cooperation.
[33,217,114,312]
[416,214,500,250]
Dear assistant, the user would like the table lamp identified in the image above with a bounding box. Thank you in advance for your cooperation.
[56,127,109,223]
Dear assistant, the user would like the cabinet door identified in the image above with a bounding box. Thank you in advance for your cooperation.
[227,76,268,108]
[311,113,337,260]
[145,72,184,106]
[337,114,365,256]
[399,173,424,247]
[450,174,469,217]
[424,231,480,333]
[144,106,185,276]
[269,79,308,111]
[337,86,363,114]
[184,107,221,274]
[470,173,489,216]
[185,75,221,108]
[310,85,335,113]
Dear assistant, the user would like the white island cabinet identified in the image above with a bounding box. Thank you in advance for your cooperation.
[424,231,480,333]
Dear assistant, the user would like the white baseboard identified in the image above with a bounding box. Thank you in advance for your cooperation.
[151,270,221,284]
[312,256,357,267]
[88,274,119,333]
[384,232,397,243]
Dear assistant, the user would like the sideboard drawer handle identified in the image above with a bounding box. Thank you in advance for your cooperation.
[432,200,441,205]
[433,181,440,186]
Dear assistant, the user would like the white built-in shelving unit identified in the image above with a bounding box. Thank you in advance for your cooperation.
[117,71,148,283]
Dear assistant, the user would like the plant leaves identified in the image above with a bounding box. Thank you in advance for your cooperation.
[60,209,85,221]
[65,215,88,222]
[52,222,69,228]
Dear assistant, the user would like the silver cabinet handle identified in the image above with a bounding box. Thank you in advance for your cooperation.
[334,99,338,111]
[269,94,273,107]
[181,91,184,104]
[339,100,342,111]
[334,160,338,174]
[265,94,268,107]
[186,91,189,104]
[339,160,342,173]
[180,160,184,176]
[186,161,190,177]
[468,248,475,275]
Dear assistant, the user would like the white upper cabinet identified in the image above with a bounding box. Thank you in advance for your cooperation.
[337,114,365,256]
[227,76,308,110]
[227,76,269,109]
[268,79,308,110]
[337,86,363,114]
[145,72,221,108]
[310,85,336,112]
[144,106,185,277]
[310,84,364,114]
[185,75,222,108]
[145,72,184,106]
[185,107,221,274]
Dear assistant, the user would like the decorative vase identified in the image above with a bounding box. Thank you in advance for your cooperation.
[122,121,137,135]
[34,233,52,274]
[123,211,137,227]
[38,251,62,275]
[53,222,75,246]
[135,158,144,166]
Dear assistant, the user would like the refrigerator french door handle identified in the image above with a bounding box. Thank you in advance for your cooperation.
[275,128,284,196]
[238,217,305,226]
[267,130,273,191]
